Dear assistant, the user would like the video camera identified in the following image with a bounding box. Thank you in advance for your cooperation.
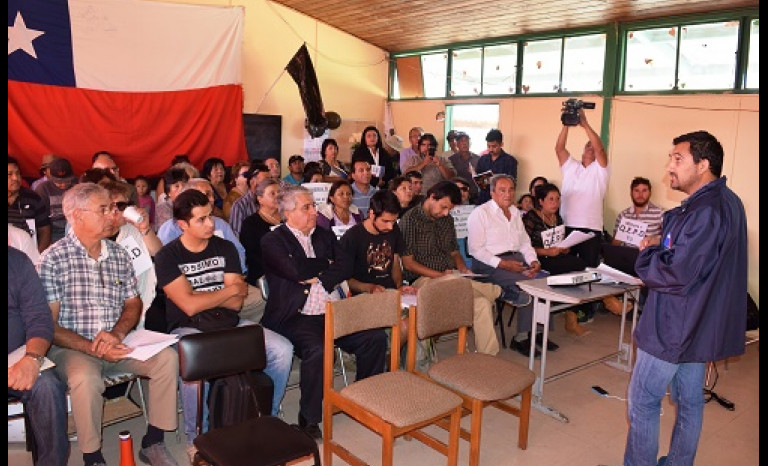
[560,98,596,126]
[427,144,437,157]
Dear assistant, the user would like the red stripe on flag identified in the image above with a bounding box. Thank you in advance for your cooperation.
[9,80,247,179]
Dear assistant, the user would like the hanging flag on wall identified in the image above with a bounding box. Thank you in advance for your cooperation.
[8,0,247,178]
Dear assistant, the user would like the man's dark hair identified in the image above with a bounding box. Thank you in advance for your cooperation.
[163,167,190,194]
[8,155,18,166]
[368,190,401,217]
[404,170,423,181]
[173,189,210,222]
[630,176,651,191]
[673,130,724,177]
[80,167,117,184]
[427,180,461,205]
[171,154,191,165]
[418,133,438,149]
[485,129,503,143]
[91,150,114,163]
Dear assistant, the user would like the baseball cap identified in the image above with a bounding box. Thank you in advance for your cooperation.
[49,158,76,183]
[384,135,404,152]
[288,155,305,165]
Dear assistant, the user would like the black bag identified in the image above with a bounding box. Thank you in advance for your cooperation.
[188,308,240,332]
[746,293,759,331]
[207,371,274,429]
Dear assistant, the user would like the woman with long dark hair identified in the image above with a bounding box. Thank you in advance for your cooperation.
[351,126,397,189]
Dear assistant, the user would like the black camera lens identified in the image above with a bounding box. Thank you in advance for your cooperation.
[428,146,437,156]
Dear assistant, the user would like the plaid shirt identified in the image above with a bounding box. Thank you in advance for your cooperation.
[37,231,139,340]
[229,191,258,237]
[399,204,459,283]
[285,224,340,315]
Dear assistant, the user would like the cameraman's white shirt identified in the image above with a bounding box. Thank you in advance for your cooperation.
[560,158,610,231]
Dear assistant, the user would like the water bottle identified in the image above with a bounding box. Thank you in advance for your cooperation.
[119,430,137,466]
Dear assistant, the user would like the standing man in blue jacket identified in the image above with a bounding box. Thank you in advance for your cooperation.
[624,131,748,466]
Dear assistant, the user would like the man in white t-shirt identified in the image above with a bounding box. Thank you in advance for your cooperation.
[555,108,609,268]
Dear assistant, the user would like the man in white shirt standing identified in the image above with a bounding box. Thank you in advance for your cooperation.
[467,174,552,357]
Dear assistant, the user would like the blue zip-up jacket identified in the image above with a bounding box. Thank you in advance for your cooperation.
[634,177,747,363]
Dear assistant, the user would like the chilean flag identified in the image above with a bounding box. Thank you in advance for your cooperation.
[8,0,247,178]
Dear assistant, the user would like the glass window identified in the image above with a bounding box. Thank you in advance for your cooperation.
[451,48,482,96]
[561,34,606,92]
[746,19,759,89]
[446,104,500,155]
[521,38,562,94]
[482,44,517,95]
[677,22,739,90]
[422,53,448,98]
[624,27,678,91]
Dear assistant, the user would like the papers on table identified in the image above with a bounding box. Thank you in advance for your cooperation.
[123,329,179,361]
[588,263,644,286]
[8,345,55,371]
[554,231,595,249]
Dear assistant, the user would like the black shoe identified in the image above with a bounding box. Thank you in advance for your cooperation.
[534,332,559,352]
[510,337,540,358]
[298,413,323,441]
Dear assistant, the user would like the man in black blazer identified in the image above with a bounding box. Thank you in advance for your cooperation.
[260,185,388,440]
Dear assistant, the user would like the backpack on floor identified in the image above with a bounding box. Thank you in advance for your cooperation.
[207,371,273,429]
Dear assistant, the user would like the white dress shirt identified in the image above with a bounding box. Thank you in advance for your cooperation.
[467,199,538,268]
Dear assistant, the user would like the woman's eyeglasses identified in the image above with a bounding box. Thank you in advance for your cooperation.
[457,186,470,192]
[115,201,135,212]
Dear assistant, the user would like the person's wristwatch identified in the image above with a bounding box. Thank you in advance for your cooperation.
[25,352,45,366]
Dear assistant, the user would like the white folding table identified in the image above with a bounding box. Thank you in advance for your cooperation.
[517,277,641,423]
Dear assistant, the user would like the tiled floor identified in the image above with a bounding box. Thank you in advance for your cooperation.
[9,312,759,465]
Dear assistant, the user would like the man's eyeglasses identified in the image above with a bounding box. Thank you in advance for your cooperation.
[115,201,134,212]
[81,206,118,216]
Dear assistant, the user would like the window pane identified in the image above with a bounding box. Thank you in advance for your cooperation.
[447,104,500,155]
[482,44,517,95]
[422,53,448,98]
[561,34,606,92]
[624,27,677,91]
[451,48,482,96]
[746,19,759,89]
[394,56,423,98]
[678,22,739,90]
[521,38,562,94]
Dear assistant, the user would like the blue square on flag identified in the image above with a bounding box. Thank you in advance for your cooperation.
[8,0,76,87]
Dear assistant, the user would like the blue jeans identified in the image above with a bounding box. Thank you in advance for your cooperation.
[173,321,294,444]
[9,370,70,466]
[624,349,706,466]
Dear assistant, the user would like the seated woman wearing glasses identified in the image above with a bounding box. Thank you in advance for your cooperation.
[451,177,472,205]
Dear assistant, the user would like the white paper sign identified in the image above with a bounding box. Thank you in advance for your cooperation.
[302,182,332,206]
[554,230,595,249]
[118,236,152,277]
[614,218,649,247]
[450,205,476,239]
[540,225,567,248]
[370,164,383,178]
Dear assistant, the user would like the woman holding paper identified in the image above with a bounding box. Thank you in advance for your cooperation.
[351,125,397,188]
[523,183,592,335]
[316,180,362,233]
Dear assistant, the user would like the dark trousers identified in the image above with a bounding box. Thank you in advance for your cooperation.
[277,314,387,424]
[566,226,602,267]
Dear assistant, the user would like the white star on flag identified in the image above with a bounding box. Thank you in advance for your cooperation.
[8,11,45,58]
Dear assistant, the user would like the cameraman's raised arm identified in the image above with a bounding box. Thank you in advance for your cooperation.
[579,109,607,168]
[555,125,571,167]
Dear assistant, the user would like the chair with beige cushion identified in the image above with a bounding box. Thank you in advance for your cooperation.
[323,289,464,466]
[407,275,536,466]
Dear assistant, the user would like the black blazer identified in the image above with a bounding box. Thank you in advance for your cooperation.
[351,147,398,189]
[260,224,351,330]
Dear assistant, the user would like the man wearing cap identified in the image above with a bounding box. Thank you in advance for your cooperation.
[449,132,481,203]
[34,157,77,243]
[229,160,270,237]
[382,134,404,159]
[9,156,52,252]
[31,154,58,191]
[282,155,305,186]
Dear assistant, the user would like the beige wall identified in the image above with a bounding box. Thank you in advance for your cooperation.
[390,95,759,301]
[156,0,389,171]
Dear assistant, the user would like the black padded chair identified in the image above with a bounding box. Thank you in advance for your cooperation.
[177,325,320,466]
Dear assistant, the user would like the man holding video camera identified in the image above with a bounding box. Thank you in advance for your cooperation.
[555,104,608,269]
[403,133,456,194]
